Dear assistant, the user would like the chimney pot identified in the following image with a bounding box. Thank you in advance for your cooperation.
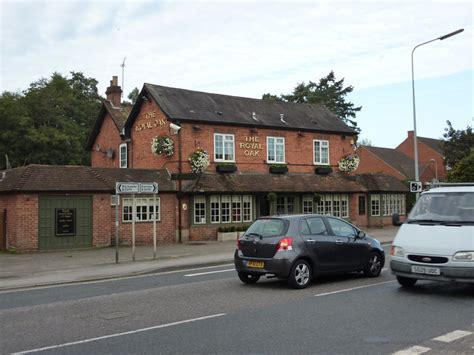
[106,75,122,107]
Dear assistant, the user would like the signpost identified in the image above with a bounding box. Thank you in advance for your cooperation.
[115,182,159,263]
[409,181,422,193]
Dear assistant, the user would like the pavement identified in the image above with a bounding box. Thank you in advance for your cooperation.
[0,226,398,291]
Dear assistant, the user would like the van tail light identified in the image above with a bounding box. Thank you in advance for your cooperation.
[276,237,293,251]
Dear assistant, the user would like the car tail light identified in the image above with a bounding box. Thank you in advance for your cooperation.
[236,238,241,250]
[276,237,293,251]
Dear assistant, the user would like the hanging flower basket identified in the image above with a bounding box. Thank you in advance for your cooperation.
[189,148,210,173]
[338,154,360,173]
[151,136,174,156]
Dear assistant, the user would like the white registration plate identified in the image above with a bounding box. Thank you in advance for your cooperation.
[411,265,441,275]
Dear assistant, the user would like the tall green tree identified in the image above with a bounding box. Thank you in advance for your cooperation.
[127,87,140,104]
[0,72,101,169]
[447,150,474,182]
[262,71,362,133]
[442,120,474,169]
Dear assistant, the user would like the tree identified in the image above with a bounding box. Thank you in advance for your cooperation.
[262,71,362,133]
[447,150,474,182]
[358,138,372,146]
[442,120,473,169]
[127,87,140,104]
[0,72,101,169]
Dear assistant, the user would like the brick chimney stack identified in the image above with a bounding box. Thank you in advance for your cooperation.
[105,76,122,107]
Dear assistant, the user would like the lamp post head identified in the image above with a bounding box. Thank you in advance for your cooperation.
[439,29,464,40]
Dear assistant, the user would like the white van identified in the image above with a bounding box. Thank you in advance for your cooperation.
[390,185,474,287]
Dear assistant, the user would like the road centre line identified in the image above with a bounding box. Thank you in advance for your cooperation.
[184,269,235,277]
[12,313,227,354]
[0,264,235,294]
[432,330,472,343]
[315,281,395,297]
[392,345,431,355]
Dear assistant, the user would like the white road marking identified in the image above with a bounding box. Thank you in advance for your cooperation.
[0,264,235,294]
[433,330,472,343]
[392,345,431,355]
[12,313,227,354]
[184,269,235,277]
[315,280,395,297]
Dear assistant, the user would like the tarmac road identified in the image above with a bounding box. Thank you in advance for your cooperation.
[1,246,473,355]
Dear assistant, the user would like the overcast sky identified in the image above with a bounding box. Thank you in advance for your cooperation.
[1,0,472,147]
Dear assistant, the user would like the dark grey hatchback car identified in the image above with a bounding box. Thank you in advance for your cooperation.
[234,214,385,289]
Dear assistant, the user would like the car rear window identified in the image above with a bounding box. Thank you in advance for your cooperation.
[246,218,288,237]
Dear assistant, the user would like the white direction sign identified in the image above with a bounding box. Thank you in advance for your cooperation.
[116,182,158,194]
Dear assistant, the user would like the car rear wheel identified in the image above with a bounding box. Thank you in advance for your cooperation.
[363,252,383,277]
[238,272,260,284]
[397,276,417,287]
[288,260,312,289]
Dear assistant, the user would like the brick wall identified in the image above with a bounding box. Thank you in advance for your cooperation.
[357,147,406,180]
[396,131,446,181]
[93,194,113,247]
[129,100,355,174]
[91,113,123,168]
[0,194,39,251]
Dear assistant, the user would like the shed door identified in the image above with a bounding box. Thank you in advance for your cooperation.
[39,196,92,250]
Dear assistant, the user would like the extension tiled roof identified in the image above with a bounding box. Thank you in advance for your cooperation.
[418,136,444,155]
[182,172,405,193]
[85,100,132,150]
[0,165,175,193]
[363,146,415,180]
[350,174,408,192]
[124,84,357,135]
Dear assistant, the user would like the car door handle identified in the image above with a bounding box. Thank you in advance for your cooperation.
[335,239,344,245]
[306,239,316,244]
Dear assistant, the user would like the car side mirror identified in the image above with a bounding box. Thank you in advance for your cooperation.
[357,230,366,239]
[392,213,402,226]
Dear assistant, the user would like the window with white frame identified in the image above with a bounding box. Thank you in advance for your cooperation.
[341,195,349,218]
[267,137,285,163]
[119,143,127,168]
[324,195,332,215]
[371,194,381,216]
[316,197,325,214]
[232,195,242,223]
[313,140,329,165]
[221,195,231,223]
[333,195,341,217]
[194,196,206,224]
[302,196,313,214]
[382,194,406,216]
[210,196,220,223]
[214,134,235,162]
[243,195,252,222]
[122,197,160,222]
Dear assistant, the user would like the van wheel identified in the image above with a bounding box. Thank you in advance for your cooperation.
[288,260,312,289]
[238,272,260,284]
[397,276,417,287]
[363,252,383,277]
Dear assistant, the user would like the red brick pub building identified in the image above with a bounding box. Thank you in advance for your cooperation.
[0,78,407,251]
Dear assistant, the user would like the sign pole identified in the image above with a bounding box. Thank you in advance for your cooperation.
[115,195,119,263]
[132,193,136,262]
[153,192,157,260]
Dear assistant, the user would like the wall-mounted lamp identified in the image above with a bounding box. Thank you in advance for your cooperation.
[170,122,181,135]
[250,128,258,134]
[141,95,149,101]
[297,131,304,137]
[192,125,201,131]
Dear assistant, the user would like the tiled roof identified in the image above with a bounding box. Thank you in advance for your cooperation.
[351,174,408,192]
[85,100,131,150]
[182,172,405,193]
[0,165,175,193]
[364,146,415,180]
[125,84,357,135]
[418,136,444,155]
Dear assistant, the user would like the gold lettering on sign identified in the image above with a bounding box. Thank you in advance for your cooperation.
[239,136,263,157]
[134,111,167,132]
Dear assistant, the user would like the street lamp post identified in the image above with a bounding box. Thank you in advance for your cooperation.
[411,29,463,197]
